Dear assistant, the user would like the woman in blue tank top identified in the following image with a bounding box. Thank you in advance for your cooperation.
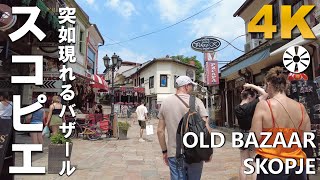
[27,99,45,145]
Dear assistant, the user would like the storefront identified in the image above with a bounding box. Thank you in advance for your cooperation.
[103,86,145,116]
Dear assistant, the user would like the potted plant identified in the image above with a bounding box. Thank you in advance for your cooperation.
[48,133,73,174]
[118,121,130,140]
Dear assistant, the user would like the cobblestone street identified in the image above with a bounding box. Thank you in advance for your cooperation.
[14,118,242,180]
[13,118,320,180]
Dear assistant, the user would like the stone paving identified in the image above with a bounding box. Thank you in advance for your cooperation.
[13,118,243,180]
[13,118,320,180]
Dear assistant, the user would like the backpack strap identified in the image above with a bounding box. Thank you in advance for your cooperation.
[176,118,184,159]
[189,95,196,112]
[175,94,189,108]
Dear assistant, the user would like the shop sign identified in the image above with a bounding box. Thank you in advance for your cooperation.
[205,61,219,85]
[0,4,17,31]
[191,36,221,52]
[0,119,13,173]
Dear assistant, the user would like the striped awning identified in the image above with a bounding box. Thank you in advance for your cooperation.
[90,74,108,90]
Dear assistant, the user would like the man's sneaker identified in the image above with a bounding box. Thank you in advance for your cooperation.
[139,138,145,142]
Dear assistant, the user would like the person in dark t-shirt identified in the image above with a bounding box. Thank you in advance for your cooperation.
[235,83,268,180]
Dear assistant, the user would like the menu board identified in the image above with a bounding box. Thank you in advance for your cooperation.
[289,80,320,125]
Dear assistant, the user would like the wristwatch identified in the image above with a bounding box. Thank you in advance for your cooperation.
[162,150,167,154]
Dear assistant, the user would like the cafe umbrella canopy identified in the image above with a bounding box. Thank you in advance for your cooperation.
[90,74,108,92]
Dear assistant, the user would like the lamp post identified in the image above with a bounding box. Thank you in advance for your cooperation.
[103,53,122,137]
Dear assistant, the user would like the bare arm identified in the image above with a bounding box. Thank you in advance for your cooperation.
[202,116,212,133]
[157,119,169,166]
[244,83,268,100]
[46,105,53,126]
[250,101,266,141]
[157,119,167,151]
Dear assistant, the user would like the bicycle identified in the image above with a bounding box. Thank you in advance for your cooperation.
[69,117,102,141]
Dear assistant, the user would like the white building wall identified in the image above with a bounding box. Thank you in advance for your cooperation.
[68,19,88,76]
[139,61,196,104]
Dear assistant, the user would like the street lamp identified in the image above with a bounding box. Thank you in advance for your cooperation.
[103,53,122,137]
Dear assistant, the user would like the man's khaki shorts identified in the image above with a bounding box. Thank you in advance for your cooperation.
[138,120,146,129]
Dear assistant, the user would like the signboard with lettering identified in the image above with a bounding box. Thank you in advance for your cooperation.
[191,37,221,52]
[0,4,17,31]
[289,80,320,125]
[206,61,219,85]
[0,119,12,174]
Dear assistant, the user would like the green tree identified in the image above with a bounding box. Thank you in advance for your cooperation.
[171,55,204,81]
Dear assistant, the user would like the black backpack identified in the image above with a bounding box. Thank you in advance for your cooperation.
[175,95,213,164]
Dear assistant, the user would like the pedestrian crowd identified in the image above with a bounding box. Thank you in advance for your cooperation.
[152,67,311,180]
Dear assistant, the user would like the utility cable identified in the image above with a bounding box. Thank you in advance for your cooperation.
[103,0,224,46]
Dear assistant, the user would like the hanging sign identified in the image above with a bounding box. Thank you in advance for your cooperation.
[206,61,219,85]
[0,4,17,31]
[191,36,221,52]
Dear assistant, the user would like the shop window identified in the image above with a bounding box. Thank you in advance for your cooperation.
[250,18,264,39]
[160,75,167,87]
[87,47,95,74]
[149,76,154,88]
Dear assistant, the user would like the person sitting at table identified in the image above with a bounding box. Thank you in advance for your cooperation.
[95,104,103,114]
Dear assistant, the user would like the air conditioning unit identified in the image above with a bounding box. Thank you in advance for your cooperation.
[251,39,263,49]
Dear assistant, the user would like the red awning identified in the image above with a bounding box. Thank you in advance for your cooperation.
[90,74,108,91]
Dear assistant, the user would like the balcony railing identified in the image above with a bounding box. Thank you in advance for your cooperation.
[45,0,66,15]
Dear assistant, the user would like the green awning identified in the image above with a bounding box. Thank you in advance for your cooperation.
[20,0,61,31]
[36,0,49,18]
[22,0,32,6]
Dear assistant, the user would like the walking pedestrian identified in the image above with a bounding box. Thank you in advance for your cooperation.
[46,96,64,135]
[26,99,45,145]
[157,76,211,180]
[251,66,311,179]
[234,83,268,180]
[135,99,148,142]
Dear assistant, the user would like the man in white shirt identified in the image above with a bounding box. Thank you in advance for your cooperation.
[135,99,148,142]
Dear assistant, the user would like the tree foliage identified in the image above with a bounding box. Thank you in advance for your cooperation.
[171,55,204,81]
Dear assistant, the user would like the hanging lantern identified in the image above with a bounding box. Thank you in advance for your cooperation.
[288,72,308,81]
